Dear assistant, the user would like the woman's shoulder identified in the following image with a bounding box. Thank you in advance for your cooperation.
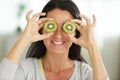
[75,60,92,69]
[71,60,93,79]
[20,58,36,63]
[19,58,37,69]
[74,60,92,74]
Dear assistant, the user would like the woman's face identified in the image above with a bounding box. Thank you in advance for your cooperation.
[43,9,75,54]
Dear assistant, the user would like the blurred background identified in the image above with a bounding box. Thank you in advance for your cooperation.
[0,0,120,79]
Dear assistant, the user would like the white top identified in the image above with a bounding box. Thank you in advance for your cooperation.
[0,58,110,80]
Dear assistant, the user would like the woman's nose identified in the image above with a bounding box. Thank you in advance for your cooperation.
[54,28,63,38]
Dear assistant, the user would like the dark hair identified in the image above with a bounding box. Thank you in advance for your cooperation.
[26,0,86,62]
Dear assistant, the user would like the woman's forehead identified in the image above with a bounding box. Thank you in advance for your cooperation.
[47,9,73,23]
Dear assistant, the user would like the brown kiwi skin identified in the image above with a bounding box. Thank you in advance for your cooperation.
[44,20,57,32]
[63,21,76,34]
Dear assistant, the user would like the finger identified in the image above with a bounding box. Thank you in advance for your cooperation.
[71,19,85,27]
[26,10,33,22]
[75,24,83,33]
[31,12,46,21]
[92,14,96,28]
[37,17,53,24]
[37,18,53,31]
[39,23,44,29]
[39,32,54,40]
[80,14,90,25]
[70,19,83,34]
[68,34,78,44]
[38,23,44,33]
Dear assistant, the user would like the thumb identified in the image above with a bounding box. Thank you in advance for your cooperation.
[68,34,77,44]
[39,32,54,40]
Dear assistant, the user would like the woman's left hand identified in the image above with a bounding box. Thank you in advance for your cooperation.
[69,14,96,49]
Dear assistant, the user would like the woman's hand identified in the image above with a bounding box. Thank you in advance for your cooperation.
[70,14,109,80]
[6,10,54,64]
[23,10,53,44]
[69,14,96,49]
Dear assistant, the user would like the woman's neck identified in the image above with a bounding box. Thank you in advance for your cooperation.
[42,52,74,74]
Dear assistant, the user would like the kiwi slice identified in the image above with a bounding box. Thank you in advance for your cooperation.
[44,20,57,32]
[63,21,76,34]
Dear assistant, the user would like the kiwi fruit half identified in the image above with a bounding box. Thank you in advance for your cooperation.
[44,20,57,32]
[63,21,76,34]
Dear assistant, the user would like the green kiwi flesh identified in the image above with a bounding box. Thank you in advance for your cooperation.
[63,21,76,34]
[44,20,57,32]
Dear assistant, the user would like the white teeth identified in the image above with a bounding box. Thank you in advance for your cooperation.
[52,41,63,45]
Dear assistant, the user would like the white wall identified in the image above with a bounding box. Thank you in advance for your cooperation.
[101,1,120,79]
[0,0,120,79]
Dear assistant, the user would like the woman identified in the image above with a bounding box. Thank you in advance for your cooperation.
[0,0,110,80]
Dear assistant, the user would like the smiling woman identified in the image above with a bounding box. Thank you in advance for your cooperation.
[0,0,110,80]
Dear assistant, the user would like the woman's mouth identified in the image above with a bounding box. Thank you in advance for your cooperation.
[52,41,65,45]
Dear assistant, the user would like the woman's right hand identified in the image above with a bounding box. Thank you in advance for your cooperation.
[23,10,53,44]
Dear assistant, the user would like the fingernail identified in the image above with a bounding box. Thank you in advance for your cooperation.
[70,19,74,21]
[41,12,46,15]
[30,9,33,12]
[49,18,53,20]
